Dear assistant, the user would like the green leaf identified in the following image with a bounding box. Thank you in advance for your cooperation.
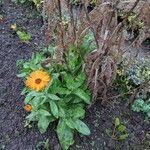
[115,117,120,127]
[38,116,51,133]
[39,96,47,105]
[73,97,83,103]
[82,31,96,52]
[44,79,53,93]
[119,134,129,141]
[29,96,41,109]
[68,49,77,70]
[76,72,86,83]
[57,87,71,95]
[72,106,85,119]
[74,119,90,136]
[48,94,60,100]
[64,73,86,90]
[58,106,66,118]
[118,125,126,132]
[74,89,91,104]
[21,87,29,95]
[64,74,75,90]
[38,109,51,116]
[57,119,74,150]
[16,30,31,43]
[24,91,38,104]
[132,99,144,112]
[44,139,49,150]
[47,44,55,54]
[143,104,150,112]
[65,118,75,129]
[17,72,27,77]
[50,101,59,118]
[26,111,38,122]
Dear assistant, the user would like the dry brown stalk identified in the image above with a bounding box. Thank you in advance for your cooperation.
[43,0,149,105]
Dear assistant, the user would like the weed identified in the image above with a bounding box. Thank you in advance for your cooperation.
[132,98,150,121]
[10,23,31,43]
[16,30,31,43]
[113,59,150,101]
[118,9,144,37]
[106,117,129,141]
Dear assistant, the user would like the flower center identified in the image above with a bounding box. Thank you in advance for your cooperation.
[35,78,42,84]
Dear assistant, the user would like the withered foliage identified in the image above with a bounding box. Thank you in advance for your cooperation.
[43,0,150,104]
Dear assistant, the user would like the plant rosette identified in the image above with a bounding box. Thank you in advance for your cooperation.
[17,47,91,150]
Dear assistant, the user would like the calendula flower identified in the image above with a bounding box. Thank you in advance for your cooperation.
[24,104,32,112]
[25,70,50,91]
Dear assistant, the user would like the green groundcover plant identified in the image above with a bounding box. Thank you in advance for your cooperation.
[130,62,150,121]
[10,23,31,43]
[113,59,150,100]
[106,117,128,141]
[113,59,150,121]
[17,46,91,150]
[132,98,150,121]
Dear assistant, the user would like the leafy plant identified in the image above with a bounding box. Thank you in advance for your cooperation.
[17,46,91,150]
[127,60,150,86]
[118,9,144,35]
[16,30,31,43]
[90,0,96,6]
[113,59,150,121]
[132,98,150,121]
[113,60,133,100]
[113,59,150,100]
[10,23,31,43]
[106,117,129,141]
[128,60,150,121]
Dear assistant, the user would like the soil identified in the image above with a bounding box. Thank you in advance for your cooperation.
[0,1,150,150]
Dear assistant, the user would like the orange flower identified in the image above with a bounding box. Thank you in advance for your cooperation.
[25,70,50,91]
[24,104,32,112]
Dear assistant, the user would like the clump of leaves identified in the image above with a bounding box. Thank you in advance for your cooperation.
[118,9,144,37]
[113,60,133,100]
[132,96,150,121]
[113,59,150,121]
[132,79,150,121]
[128,60,150,121]
[17,46,91,150]
[16,30,31,43]
[106,117,129,141]
[127,60,150,86]
[113,59,150,100]
[10,23,31,43]
[89,0,96,6]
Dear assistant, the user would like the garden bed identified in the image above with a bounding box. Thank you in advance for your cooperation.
[0,1,150,150]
